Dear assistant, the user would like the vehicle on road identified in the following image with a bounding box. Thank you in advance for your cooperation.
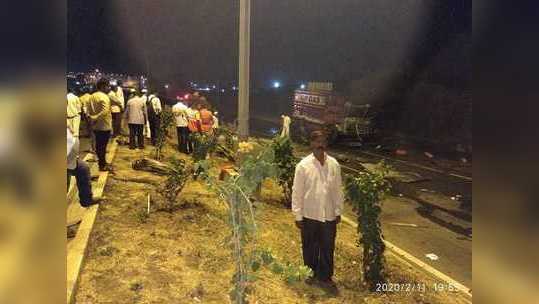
[292,82,374,144]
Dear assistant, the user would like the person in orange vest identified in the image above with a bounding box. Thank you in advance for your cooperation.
[199,104,214,134]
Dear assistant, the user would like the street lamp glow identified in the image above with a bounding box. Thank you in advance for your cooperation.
[273,81,281,88]
[300,84,306,89]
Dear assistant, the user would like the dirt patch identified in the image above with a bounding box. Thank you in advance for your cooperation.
[75,142,469,304]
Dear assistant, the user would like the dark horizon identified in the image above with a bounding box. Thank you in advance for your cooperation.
[68,0,471,88]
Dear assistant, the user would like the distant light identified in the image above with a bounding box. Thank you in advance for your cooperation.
[184,94,190,99]
[212,85,216,89]
[273,81,281,88]
[300,84,306,89]
[193,83,197,87]
[221,89,225,93]
[164,84,169,89]
[95,69,99,73]
[75,81,80,85]
[232,86,237,90]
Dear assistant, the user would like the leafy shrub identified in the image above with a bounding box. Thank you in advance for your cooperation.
[344,161,391,290]
[271,136,298,208]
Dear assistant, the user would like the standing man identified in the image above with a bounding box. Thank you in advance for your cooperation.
[67,88,82,138]
[124,90,147,149]
[292,130,343,291]
[146,90,162,145]
[212,111,219,129]
[87,78,117,171]
[109,81,125,137]
[185,100,199,154]
[172,98,189,153]
[199,104,214,134]
[281,114,291,138]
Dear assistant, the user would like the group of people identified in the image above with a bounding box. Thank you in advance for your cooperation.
[123,88,163,149]
[172,92,218,154]
[68,78,342,292]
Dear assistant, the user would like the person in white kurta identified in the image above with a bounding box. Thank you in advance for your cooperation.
[281,114,291,138]
[67,92,82,137]
[292,130,343,287]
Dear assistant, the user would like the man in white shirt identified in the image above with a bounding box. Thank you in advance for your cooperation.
[280,114,291,138]
[147,90,162,145]
[67,127,97,207]
[172,98,189,153]
[212,112,219,129]
[292,130,343,289]
[67,89,82,137]
[124,90,147,149]
[109,83,125,137]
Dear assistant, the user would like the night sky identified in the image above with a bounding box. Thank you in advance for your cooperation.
[67,0,470,87]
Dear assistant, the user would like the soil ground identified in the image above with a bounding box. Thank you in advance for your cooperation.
[75,137,469,304]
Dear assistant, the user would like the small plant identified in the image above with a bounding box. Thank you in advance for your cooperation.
[162,158,191,212]
[271,136,299,208]
[198,143,277,304]
[344,160,391,291]
[154,108,174,160]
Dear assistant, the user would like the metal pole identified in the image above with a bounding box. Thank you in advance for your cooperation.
[238,0,251,138]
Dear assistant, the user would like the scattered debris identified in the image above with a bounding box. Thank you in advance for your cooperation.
[395,149,408,156]
[425,253,439,261]
[424,152,434,159]
[389,222,419,228]
[147,194,151,214]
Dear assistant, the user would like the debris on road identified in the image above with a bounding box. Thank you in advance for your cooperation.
[425,253,439,261]
[389,222,419,228]
[395,149,408,156]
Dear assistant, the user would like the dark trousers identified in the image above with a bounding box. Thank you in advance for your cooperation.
[112,112,122,137]
[129,124,144,149]
[94,130,111,169]
[186,129,194,154]
[148,116,160,145]
[176,126,189,153]
[301,218,337,281]
[67,160,93,206]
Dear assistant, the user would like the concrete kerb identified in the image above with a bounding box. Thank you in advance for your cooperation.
[66,141,119,304]
[340,215,472,302]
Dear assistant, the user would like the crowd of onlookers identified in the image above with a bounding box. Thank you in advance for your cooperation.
[67,77,219,209]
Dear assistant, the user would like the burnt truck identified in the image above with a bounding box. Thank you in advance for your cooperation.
[292,82,373,144]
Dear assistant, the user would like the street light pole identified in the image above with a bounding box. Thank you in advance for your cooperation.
[238,0,251,138]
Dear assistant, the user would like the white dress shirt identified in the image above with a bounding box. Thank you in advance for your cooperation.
[67,128,78,170]
[172,102,188,127]
[292,153,344,222]
[67,93,82,137]
[148,94,162,114]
